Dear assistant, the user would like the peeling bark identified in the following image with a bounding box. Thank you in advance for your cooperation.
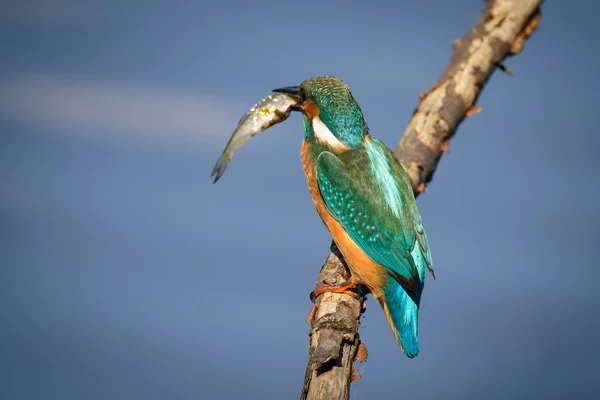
[301,1,543,399]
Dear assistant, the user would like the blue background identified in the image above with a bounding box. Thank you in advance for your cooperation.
[2,1,599,398]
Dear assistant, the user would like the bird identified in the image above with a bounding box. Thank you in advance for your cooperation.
[273,76,434,358]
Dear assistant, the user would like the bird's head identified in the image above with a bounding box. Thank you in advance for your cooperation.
[274,76,367,149]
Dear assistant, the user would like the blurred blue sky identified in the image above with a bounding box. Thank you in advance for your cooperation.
[1,0,599,399]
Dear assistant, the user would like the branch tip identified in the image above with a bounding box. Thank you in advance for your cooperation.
[465,105,482,117]
[441,140,450,153]
[497,63,514,76]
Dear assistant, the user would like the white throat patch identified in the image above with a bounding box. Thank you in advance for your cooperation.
[312,117,348,150]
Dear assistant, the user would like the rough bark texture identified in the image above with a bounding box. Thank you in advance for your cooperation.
[300,243,365,400]
[300,1,543,399]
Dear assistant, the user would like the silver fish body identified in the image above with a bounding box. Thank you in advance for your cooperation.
[211,93,300,183]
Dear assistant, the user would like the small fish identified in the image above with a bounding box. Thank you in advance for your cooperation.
[211,93,300,183]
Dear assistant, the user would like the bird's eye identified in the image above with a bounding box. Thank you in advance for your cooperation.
[299,88,307,101]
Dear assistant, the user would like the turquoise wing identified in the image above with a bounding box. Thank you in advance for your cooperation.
[315,138,433,288]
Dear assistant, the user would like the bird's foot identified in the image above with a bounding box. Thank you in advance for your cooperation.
[310,278,361,303]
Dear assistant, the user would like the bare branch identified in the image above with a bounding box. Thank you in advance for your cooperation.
[301,1,544,399]
[396,0,543,190]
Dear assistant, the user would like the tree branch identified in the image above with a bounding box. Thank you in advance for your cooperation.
[300,1,544,399]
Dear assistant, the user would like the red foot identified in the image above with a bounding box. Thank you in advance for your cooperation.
[310,278,361,302]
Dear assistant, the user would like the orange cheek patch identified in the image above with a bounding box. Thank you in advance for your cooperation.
[304,100,320,120]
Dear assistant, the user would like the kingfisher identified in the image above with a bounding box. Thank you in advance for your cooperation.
[273,76,434,358]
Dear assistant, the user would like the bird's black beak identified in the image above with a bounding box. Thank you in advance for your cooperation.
[273,86,303,112]
[272,86,300,95]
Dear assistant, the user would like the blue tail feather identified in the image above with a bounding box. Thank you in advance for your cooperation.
[383,278,421,358]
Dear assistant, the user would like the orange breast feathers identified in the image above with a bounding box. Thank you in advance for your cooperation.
[300,140,387,296]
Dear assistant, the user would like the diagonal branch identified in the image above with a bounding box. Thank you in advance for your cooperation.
[300,1,544,399]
